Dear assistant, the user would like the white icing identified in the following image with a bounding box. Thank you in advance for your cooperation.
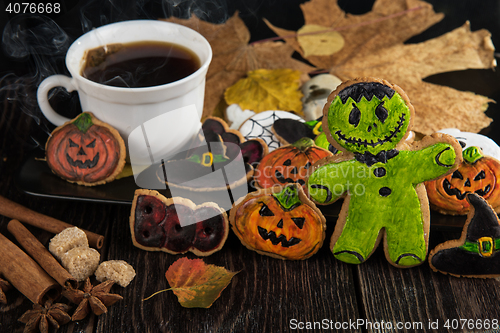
[438,128,500,160]
[238,110,303,151]
[301,74,342,121]
[226,104,256,130]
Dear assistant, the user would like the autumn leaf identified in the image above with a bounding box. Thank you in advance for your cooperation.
[144,257,239,308]
[297,25,344,57]
[224,68,303,114]
[265,0,443,70]
[264,0,496,135]
[163,13,315,119]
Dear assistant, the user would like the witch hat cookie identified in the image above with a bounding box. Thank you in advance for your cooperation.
[429,193,500,278]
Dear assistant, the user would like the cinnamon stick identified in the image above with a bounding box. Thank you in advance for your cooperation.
[0,232,61,304]
[7,219,78,290]
[0,195,103,249]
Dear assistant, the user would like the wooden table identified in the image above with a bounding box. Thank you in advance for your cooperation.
[2,1,500,332]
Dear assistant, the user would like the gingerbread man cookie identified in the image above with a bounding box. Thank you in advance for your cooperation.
[306,78,462,268]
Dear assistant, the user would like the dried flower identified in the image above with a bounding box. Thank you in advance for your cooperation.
[62,278,122,321]
[0,276,11,304]
[18,300,71,333]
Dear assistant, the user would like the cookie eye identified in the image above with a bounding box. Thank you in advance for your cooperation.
[291,217,305,229]
[474,170,486,181]
[86,139,96,148]
[452,170,463,180]
[349,103,361,127]
[375,102,388,123]
[458,141,466,148]
[69,139,79,147]
[259,203,275,217]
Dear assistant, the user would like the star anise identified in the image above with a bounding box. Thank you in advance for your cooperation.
[18,300,71,333]
[62,278,123,321]
[0,276,11,304]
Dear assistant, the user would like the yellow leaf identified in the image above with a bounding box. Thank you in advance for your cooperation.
[224,68,303,114]
[297,24,344,57]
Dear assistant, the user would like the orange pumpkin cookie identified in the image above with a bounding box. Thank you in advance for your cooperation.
[230,184,326,260]
[130,189,229,256]
[253,137,332,189]
[45,112,126,186]
[425,146,500,215]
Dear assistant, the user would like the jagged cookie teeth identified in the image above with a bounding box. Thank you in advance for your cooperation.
[475,184,491,197]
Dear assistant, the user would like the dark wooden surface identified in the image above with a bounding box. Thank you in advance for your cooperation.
[2,1,500,332]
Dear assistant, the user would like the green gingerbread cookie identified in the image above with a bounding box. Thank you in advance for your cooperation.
[307,78,463,268]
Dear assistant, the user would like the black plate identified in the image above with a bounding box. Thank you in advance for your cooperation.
[16,153,467,230]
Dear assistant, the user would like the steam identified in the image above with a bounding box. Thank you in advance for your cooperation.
[1,14,73,148]
[0,0,262,149]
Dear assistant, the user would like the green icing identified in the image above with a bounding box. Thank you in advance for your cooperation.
[304,119,321,129]
[72,113,94,133]
[328,93,410,154]
[314,132,330,150]
[306,80,460,266]
[187,152,228,166]
[273,184,302,211]
[307,143,457,265]
[463,146,483,164]
[291,137,315,151]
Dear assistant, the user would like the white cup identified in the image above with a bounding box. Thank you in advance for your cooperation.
[37,20,212,165]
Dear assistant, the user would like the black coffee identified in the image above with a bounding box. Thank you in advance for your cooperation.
[81,41,201,88]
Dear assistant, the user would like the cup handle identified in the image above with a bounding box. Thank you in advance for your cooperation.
[37,75,77,126]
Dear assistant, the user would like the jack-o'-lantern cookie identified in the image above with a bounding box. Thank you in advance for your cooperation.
[425,146,500,215]
[130,189,229,256]
[45,112,126,186]
[254,137,332,189]
[307,77,462,268]
[429,193,500,278]
[230,184,326,260]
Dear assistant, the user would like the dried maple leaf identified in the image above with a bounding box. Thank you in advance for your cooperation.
[144,257,238,308]
[297,25,344,57]
[62,278,123,321]
[265,0,496,135]
[224,68,304,114]
[162,13,315,118]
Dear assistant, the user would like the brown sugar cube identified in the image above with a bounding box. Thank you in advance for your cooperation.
[95,260,136,287]
[49,227,89,260]
[61,247,100,282]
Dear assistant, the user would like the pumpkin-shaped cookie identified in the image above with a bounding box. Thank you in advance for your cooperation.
[230,184,326,260]
[130,189,229,256]
[45,112,126,186]
[425,146,500,215]
[254,137,332,189]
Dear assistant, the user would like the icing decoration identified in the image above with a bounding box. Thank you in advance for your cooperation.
[254,137,332,189]
[272,118,320,145]
[428,193,500,278]
[45,112,126,186]
[225,104,256,130]
[425,146,500,215]
[238,110,303,151]
[130,189,229,256]
[439,128,500,161]
[271,116,339,154]
[307,77,462,268]
[301,74,342,121]
[230,184,326,260]
[158,117,267,191]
